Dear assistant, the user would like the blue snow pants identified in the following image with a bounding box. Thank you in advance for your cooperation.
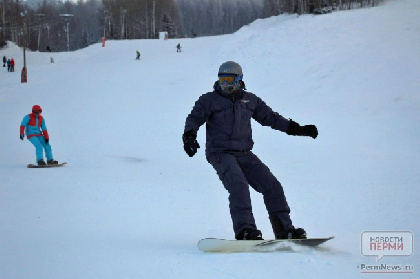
[28,136,53,163]
[207,151,293,235]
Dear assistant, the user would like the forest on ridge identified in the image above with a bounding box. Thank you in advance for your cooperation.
[0,0,383,52]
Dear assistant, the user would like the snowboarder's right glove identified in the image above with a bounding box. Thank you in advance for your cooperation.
[182,130,200,157]
[287,120,318,139]
[20,134,24,140]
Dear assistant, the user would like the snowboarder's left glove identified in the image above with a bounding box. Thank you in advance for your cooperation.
[20,134,24,140]
[287,120,318,139]
[45,139,49,144]
[183,130,200,157]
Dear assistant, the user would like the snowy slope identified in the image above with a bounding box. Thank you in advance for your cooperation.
[1,0,419,278]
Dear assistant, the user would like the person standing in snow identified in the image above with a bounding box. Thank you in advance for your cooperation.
[176,43,182,52]
[20,105,58,165]
[10,58,14,72]
[136,50,140,60]
[183,61,318,240]
[2,56,6,67]
[6,59,10,72]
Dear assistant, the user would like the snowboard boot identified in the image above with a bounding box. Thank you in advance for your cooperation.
[37,159,47,166]
[235,228,264,240]
[47,159,58,165]
[269,214,286,239]
[269,214,307,239]
[279,227,307,239]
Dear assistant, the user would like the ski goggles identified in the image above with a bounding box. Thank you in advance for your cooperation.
[218,74,242,85]
[32,110,42,114]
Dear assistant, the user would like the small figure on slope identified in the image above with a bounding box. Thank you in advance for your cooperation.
[136,50,141,60]
[176,43,182,52]
[10,58,14,72]
[20,105,58,166]
[183,61,318,240]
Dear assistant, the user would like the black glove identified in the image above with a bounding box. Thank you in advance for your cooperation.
[287,120,318,139]
[20,134,24,140]
[182,130,200,157]
[45,139,49,144]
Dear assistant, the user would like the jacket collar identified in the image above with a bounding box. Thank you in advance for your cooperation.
[213,81,246,101]
[29,113,42,119]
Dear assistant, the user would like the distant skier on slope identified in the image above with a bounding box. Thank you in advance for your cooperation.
[10,58,15,72]
[20,105,58,166]
[183,61,318,240]
[136,50,140,60]
[176,43,182,52]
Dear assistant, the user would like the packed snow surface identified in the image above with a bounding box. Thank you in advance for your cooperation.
[1,0,419,278]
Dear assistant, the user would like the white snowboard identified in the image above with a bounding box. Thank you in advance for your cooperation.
[198,237,334,253]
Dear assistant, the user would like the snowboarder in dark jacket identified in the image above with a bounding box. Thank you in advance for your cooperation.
[183,61,318,240]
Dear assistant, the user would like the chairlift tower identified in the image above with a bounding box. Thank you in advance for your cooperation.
[60,14,74,52]
[20,11,27,83]
[34,14,46,51]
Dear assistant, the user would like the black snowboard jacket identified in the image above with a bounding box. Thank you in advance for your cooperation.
[184,81,291,156]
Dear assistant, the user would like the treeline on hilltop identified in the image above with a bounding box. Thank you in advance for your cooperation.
[0,0,383,52]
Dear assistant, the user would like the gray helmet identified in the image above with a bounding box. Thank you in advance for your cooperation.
[218,61,243,77]
[218,61,243,95]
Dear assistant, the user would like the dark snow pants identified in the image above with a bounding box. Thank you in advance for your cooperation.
[207,151,293,235]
